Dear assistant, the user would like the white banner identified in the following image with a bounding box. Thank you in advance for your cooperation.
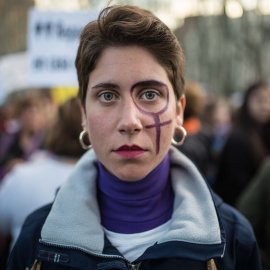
[0,52,29,104]
[27,8,98,87]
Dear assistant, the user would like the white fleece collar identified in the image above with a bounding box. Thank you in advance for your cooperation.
[41,147,222,254]
[159,147,221,245]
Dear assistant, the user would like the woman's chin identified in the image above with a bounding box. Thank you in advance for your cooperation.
[113,168,149,182]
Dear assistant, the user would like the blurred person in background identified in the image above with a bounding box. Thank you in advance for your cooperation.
[175,81,214,184]
[210,97,232,160]
[204,97,233,186]
[201,94,233,161]
[237,157,270,269]
[214,81,270,206]
[0,96,20,138]
[0,97,84,268]
[0,88,56,181]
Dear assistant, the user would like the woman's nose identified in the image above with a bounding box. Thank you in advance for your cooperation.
[117,100,143,134]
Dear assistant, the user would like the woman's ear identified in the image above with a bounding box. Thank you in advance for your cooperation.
[176,94,186,126]
[79,101,87,128]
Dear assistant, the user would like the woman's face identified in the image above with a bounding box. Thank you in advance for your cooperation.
[20,99,48,133]
[82,46,185,181]
[248,87,270,124]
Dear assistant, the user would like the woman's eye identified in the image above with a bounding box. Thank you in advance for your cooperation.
[141,91,158,100]
[99,92,115,102]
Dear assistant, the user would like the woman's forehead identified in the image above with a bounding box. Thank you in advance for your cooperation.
[88,46,171,89]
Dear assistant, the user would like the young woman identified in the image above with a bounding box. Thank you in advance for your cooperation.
[7,5,261,270]
[215,82,270,206]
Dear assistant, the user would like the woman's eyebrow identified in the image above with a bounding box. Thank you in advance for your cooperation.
[91,82,120,90]
[132,80,167,89]
[91,80,167,91]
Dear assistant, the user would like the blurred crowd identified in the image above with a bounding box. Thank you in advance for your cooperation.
[0,89,85,268]
[175,80,270,269]
[0,81,270,268]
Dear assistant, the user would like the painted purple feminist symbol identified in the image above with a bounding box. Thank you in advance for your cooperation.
[130,80,172,154]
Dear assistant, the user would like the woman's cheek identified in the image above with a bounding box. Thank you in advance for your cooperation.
[88,116,110,139]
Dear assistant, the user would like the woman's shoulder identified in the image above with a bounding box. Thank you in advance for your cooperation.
[213,192,255,235]
[212,192,262,269]
[7,204,52,269]
[213,192,258,251]
[23,203,53,228]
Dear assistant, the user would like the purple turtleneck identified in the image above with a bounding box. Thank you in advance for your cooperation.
[97,154,174,234]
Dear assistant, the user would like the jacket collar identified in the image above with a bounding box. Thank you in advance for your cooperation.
[40,147,225,260]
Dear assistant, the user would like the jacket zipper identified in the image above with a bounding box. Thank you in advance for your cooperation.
[128,262,141,270]
[39,240,219,270]
[39,239,132,265]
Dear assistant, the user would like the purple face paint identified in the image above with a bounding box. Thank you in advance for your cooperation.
[130,80,172,154]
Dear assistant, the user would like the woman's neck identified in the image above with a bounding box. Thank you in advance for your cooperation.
[97,154,174,234]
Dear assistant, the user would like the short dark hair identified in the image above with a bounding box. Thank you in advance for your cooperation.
[75,5,185,108]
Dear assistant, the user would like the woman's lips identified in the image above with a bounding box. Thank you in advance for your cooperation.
[114,145,147,158]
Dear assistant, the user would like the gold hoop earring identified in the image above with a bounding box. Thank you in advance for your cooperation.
[171,126,187,146]
[79,129,92,150]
